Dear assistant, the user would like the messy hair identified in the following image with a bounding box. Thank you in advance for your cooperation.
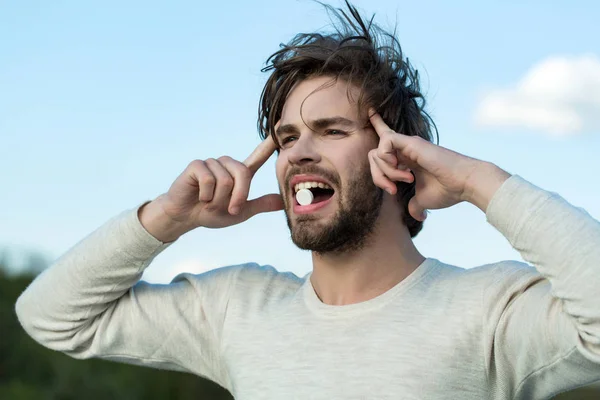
[258,0,438,237]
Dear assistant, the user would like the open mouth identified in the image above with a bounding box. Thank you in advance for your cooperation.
[293,182,335,205]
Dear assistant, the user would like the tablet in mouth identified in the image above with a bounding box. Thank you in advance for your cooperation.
[294,182,335,205]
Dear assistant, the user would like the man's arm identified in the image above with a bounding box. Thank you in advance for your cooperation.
[15,204,239,390]
[367,112,600,397]
[474,171,600,399]
[461,161,511,213]
[15,137,282,390]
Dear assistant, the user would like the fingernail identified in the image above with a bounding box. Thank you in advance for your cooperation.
[230,206,239,215]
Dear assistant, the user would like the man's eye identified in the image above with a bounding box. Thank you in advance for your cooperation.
[325,129,346,136]
[281,136,297,145]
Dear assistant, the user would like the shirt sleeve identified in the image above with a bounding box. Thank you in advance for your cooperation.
[482,175,600,400]
[14,204,243,392]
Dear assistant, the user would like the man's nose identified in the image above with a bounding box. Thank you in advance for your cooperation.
[287,134,322,165]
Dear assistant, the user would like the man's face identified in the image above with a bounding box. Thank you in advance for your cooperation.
[275,76,384,254]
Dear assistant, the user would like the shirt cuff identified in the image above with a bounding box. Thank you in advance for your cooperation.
[485,175,554,243]
[111,202,174,261]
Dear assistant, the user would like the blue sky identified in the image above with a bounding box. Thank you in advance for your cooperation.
[1,0,599,283]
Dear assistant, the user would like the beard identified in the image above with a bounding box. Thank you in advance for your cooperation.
[282,162,384,255]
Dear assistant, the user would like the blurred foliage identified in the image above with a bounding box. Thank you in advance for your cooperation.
[1,258,598,399]
[0,265,232,400]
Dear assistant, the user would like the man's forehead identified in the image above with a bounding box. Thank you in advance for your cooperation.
[279,77,363,126]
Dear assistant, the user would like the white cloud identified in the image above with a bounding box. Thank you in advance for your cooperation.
[474,54,600,136]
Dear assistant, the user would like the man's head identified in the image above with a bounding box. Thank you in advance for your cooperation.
[258,1,437,253]
[273,77,384,254]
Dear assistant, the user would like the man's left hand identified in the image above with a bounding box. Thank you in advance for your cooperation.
[368,111,511,220]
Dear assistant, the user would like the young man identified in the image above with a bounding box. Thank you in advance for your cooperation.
[15,2,600,399]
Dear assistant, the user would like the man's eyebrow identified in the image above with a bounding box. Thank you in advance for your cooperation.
[275,116,357,137]
[310,116,357,130]
[275,123,300,137]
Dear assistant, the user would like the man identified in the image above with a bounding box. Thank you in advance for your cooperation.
[15,2,600,399]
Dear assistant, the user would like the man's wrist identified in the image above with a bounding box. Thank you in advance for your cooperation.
[462,161,512,213]
[138,196,192,243]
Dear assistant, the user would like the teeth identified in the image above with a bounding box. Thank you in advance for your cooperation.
[293,181,333,193]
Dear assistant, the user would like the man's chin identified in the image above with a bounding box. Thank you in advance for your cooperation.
[289,217,323,235]
[289,217,341,246]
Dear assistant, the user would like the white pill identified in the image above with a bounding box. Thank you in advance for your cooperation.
[296,188,314,206]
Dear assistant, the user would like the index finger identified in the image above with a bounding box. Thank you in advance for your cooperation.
[368,110,394,137]
[243,133,278,174]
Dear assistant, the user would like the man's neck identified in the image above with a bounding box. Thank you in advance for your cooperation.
[309,196,426,306]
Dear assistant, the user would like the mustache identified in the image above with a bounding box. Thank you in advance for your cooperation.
[285,165,341,190]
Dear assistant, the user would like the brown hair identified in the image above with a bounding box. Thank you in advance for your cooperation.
[258,0,438,237]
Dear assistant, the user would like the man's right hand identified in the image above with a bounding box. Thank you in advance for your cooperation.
[139,135,284,242]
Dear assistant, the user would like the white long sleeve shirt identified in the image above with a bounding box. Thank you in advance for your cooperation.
[15,175,600,399]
